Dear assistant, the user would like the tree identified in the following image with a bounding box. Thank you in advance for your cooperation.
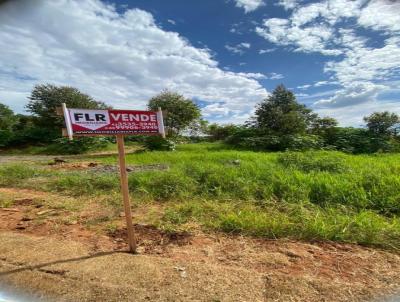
[26,84,108,137]
[148,90,201,136]
[251,84,317,135]
[0,103,17,147]
[0,103,17,130]
[310,116,338,142]
[364,111,399,136]
[206,123,238,141]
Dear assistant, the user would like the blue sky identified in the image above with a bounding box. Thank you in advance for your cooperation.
[0,0,399,126]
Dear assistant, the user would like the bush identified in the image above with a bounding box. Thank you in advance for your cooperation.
[323,127,399,154]
[238,135,282,151]
[227,132,322,152]
[7,126,55,146]
[225,127,260,146]
[280,134,323,151]
[0,130,13,147]
[143,136,175,151]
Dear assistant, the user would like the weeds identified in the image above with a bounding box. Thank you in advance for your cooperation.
[277,151,348,173]
[162,201,400,249]
[1,143,400,248]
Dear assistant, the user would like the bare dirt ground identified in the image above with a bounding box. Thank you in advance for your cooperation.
[1,188,400,301]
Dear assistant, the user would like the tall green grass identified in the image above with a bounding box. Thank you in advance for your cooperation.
[161,200,400,249]
[1,143,400,248]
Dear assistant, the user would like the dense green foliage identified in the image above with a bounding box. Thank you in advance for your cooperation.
[148,90,201,137]
[0,84,110,153]
[213,85,400,153]
[1,143,399,248]
[143,136,176,151]
[364,111,399,136]
[206,123,239,141]
[26,84,108,138]
[0,104,18,147]
[251,84,317,135]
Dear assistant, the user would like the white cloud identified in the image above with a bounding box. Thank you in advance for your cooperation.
[229,22,245,35]
[236,72,267,80]
[268,72,284,80]
[324,36,400,84]
[276,0,299,10]
[234,0,265,13]
[167,19,176,25]
[225,42,251,54]
[202,103,231,118]
[358,0,400,33]
[290,0,364,26]
[259,48,276,54]
[235,72,283,80]
[314,82,387,108]
[256,0,400,112]
[314,81,329,87]
[296,93,309,97]
[297,84,311,90]
[0,0,268,120]
[256,0,367,55]
[315,100,400,127]
[256,18,342,55]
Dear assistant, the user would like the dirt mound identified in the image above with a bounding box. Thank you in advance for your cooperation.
[109,224,191,254]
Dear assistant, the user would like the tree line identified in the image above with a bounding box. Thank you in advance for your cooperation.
[210,85,400,153]
[0,83,399,154]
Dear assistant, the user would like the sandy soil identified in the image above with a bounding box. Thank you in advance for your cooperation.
[1,189,400,301]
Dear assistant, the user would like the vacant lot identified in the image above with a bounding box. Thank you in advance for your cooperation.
[2,143,400,248]
[1,143,400,301]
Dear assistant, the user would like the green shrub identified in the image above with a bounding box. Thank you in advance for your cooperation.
[280,134,323,151]
[143,136,176,151]
[0,130,13,147]
[226,132,322,152]
[238,135,282,151]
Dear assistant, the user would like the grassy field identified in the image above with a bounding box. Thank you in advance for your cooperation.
[1,142,400,249]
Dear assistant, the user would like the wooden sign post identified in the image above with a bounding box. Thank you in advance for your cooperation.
[116,134,136,252]
[61,104,165,253]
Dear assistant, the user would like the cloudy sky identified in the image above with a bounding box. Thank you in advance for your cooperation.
[0,0,399,126]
